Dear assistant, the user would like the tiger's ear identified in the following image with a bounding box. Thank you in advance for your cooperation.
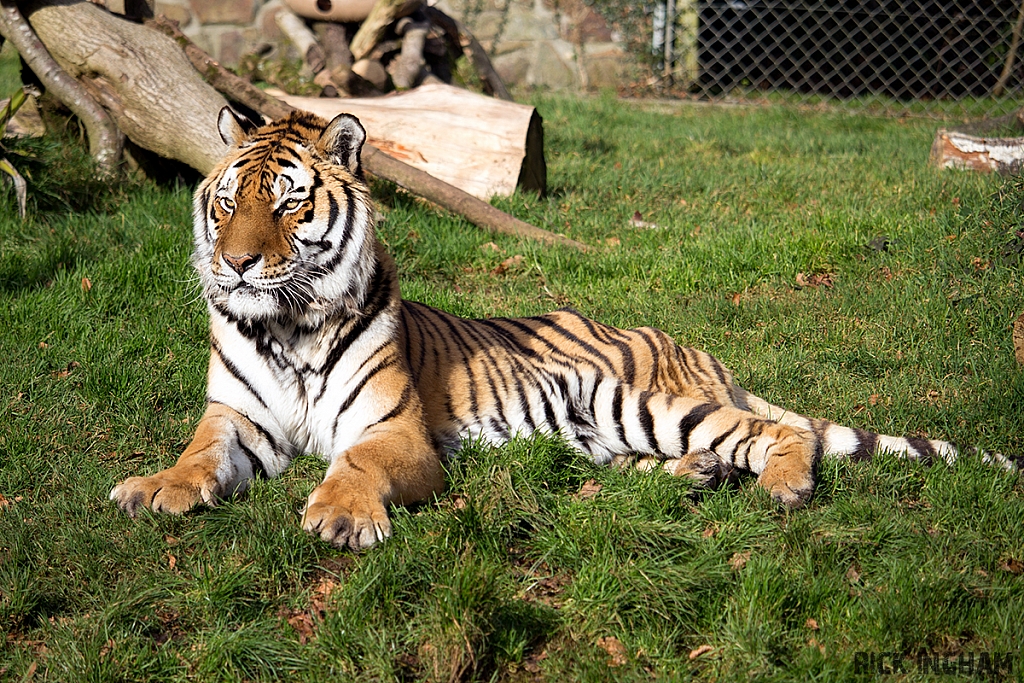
[218,106,259,146]
[317,114,366,176]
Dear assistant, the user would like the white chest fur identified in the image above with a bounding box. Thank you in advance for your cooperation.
[206,305,399,462]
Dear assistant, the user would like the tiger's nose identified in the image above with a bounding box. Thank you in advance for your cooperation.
[222,253,259,275]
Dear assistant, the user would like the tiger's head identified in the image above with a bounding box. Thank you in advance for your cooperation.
[193,107,378,325]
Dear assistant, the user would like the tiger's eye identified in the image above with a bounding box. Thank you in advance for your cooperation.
[219,196,235,211]
[283,198,302,211]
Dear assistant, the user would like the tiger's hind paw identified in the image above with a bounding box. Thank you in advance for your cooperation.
[661,448,731,489]
[756,460,814,509]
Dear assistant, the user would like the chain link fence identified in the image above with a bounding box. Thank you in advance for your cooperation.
[644,0,1024,118]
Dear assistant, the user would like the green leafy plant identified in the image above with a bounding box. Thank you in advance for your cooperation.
[0,85,36,218]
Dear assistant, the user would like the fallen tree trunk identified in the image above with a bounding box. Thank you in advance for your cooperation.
[23,0,229,174]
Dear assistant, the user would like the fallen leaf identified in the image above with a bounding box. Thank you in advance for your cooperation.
[164,535,178,546]
[492,254,523,275]
[0,494,12,510]
[37,341,48,349]
[574,479,603,499]
[688,644,714,660]
[605,237,621,247]
[522,648,548,673]
[701,526,716,539]
[480,242,501,252]
[81,277,92,292]
[54,362,80,379]
[805,617,819,630]
[868,394,879,406]
[879,265,893,280]
[999,557,1024,574]
[795,272,834,288]
[729,551,750,570]
[597,636,628,667]
[24,662,37,681]
[167,554,177,570]
[731,292,741,306]
[846,565,861,584]
[808,637,826,654]
[287,612,316,644]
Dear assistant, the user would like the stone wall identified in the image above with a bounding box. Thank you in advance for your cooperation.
[148,0,629,91]
[435,0,627,90]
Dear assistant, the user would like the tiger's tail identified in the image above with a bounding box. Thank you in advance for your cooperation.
[732,388,1018,471]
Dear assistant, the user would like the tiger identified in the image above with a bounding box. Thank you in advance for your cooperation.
[109,108,1015,550]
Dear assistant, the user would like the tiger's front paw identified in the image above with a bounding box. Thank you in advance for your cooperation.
[109,468,220,517]
[301,484,391,551]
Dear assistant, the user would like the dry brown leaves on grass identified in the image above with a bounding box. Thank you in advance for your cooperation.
[795,272,835,289]
[729,551,750,570]
[280,575,341,644]
[0,493,22,510]
[492,254,523,275]
[596,636,628,667]
[999,557,1024,574]
[573,479,602,500]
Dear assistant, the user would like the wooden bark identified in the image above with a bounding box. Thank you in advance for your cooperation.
[423,6,512,101]
[930,129,1024,174]
[389,17,427,90]
[0,0,122,174]
[349,0,420,62]
[24,0,228,174]
[272,83,544,198]
[148,16,291,122]
[275,5,326,73]
[363,144,586,250]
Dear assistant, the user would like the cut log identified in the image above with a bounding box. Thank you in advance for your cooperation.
[271,82,544,199]
[388,16,427,90]
[930,129,1024,174]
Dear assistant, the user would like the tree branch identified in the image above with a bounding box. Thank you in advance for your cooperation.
[0,0,122,175]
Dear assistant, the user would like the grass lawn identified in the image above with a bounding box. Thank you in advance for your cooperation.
[2,70,1024,680]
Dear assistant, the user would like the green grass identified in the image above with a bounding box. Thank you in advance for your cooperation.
[2,90,1024,681]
